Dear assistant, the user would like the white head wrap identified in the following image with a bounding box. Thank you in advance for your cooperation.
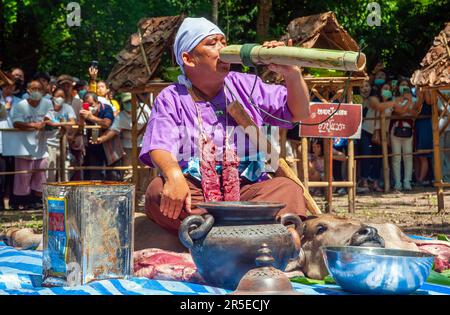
[173,17,225,89]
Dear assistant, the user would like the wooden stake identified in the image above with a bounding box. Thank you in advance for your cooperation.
[59,135,67,182]
[131,93,139,205]
[302,138,309,190]
[348,139,355,213]
[346,86,355,213]
[380,110,390,193]
[325,138,333,213]
[308,181,354,187]
[431,90,445,211]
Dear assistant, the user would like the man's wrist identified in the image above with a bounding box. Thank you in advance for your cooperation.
[283,66,302,81]
[165,169,185,182]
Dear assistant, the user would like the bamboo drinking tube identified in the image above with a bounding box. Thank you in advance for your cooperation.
[219,44,366,71]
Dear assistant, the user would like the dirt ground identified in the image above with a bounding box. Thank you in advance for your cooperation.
[0,187,449,238]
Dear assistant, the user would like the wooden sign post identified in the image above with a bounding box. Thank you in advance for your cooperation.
[299,102,362,213]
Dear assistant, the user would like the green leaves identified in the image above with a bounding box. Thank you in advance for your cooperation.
[437,234,450,242]
[290,275,336,285]
[1,0,449,79]
[426,270,450,287]
[291,271,450,289]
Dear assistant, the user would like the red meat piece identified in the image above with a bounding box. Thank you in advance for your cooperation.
[416,243,450,272]
[199,137,223,202]
[133,248,204,283]
[222,146,240,201]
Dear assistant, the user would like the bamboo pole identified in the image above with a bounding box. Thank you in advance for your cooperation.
[0,165,154,176]
[308,181,354,188]
[348,140,355,213]
[356,148,450,159]
[0,169,59,176]
[68,166,134,171]
[380,111,390,193]
[431,90,445,211]
[301,138,309,190]
[325,138,333,213]
[302,138,309,189]
[434,182,450,188]
[346,86,355,213]
[131,93,139,205]
[219,45,366,72]
[59,134,67,182]
[304,77,367,86]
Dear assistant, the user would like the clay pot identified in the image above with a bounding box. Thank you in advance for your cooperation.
[179,201,303,290]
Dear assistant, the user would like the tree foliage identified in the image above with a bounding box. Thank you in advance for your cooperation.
[0,0,448,81]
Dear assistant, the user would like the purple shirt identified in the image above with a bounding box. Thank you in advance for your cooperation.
[139,71,293,169]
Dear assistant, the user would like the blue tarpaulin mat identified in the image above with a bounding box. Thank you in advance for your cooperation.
[0,242,449,295]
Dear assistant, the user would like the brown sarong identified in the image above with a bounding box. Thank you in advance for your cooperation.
[145,176,307,234]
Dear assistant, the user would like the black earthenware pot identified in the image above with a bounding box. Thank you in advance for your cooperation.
[179,201,303,290]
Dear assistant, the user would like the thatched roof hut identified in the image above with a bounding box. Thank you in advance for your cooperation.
[410,22,450,212]
[281,11,359,51]
[411,22,450,88]
[261,11,366,83]
[107,15,184,92]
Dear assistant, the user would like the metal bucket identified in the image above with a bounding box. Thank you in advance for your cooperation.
[42,181,134,287]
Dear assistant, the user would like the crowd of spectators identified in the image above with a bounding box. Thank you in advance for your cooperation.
[291,62,450,196]
[0,66,150,210]
[0,62,449,210]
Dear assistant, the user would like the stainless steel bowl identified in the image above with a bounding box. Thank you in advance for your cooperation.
[322,246,434,295]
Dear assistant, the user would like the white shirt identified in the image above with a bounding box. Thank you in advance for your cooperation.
[45,103,77,147]
[9,98,53,159]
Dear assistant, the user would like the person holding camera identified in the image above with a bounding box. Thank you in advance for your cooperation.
[389,79,416,191]
[88,63,120,115]
[79,92,117,180]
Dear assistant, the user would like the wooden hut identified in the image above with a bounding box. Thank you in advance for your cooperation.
[411,22,450,212]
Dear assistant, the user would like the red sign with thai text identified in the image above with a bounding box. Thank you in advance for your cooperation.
[298,103,362,139]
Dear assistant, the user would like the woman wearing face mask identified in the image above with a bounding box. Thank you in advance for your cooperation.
[363,81,400,192]
[372,67,387,88]
[43,88,77,182]
[389,80,416,191]
[10,79,53,209]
